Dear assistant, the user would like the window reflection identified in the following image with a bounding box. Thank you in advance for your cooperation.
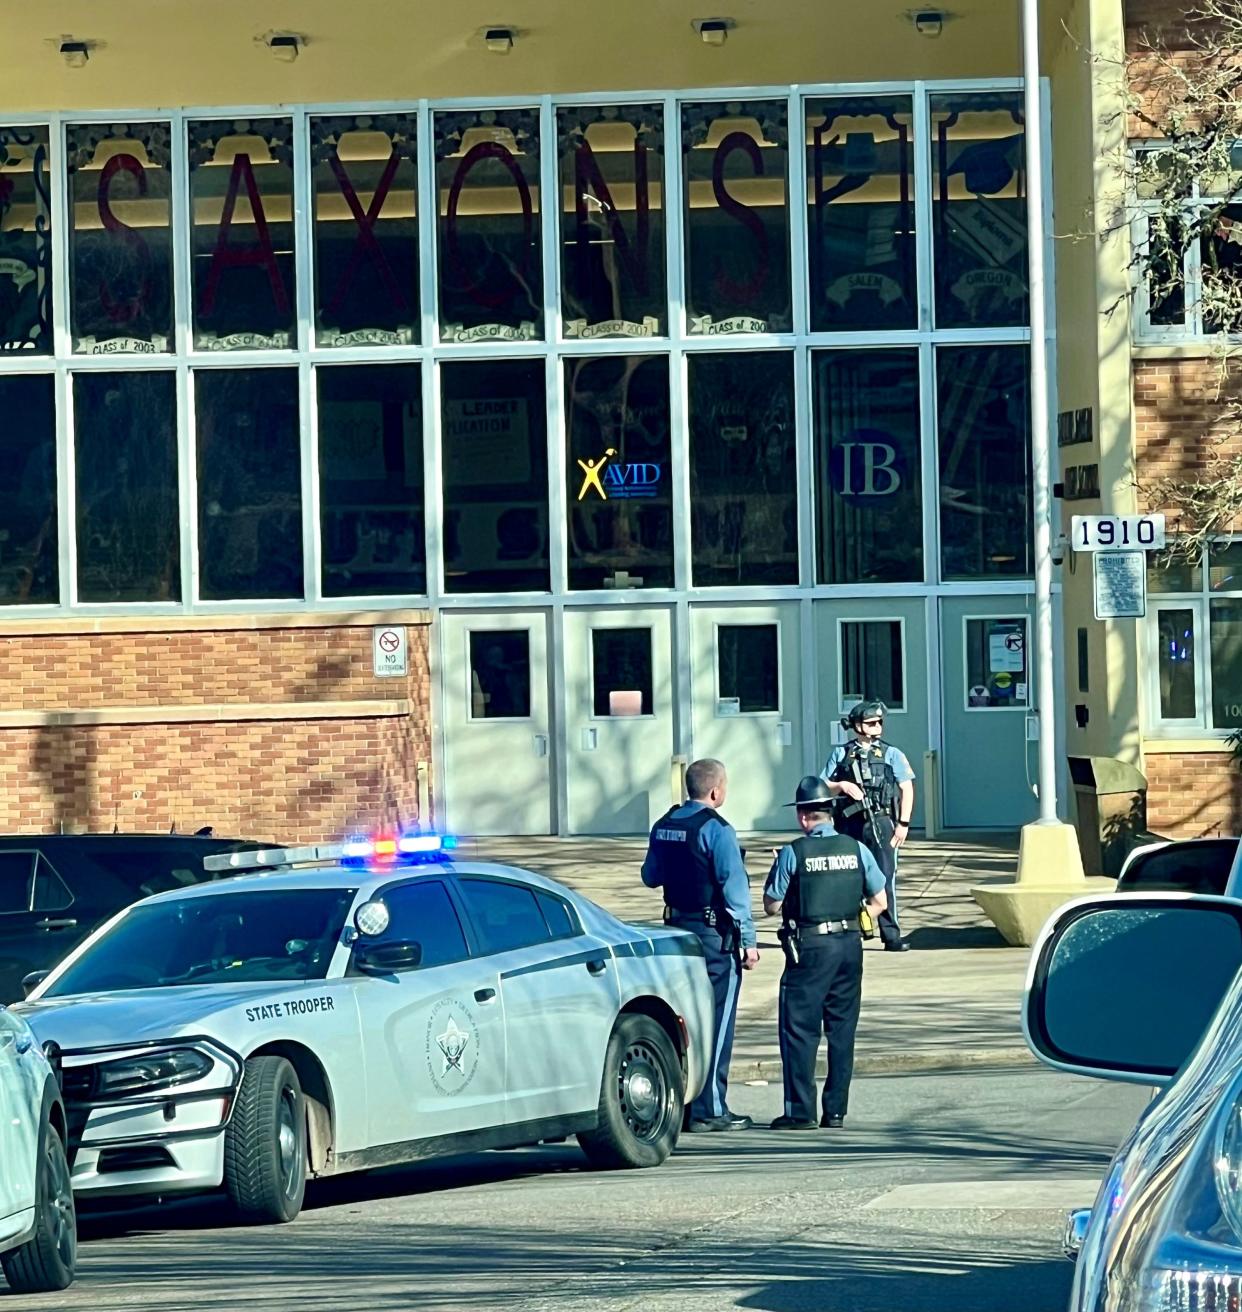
[682,101,790,334]
[1158,608,1197,719]
[931,94,1027,328]
[718,625,779,712]
[195,369,302,600]
[0,128,53,354]
[0,375,56,602]
[592,628,653,716]
[67,123,173,354]
[937,344,1031,579]
[75,372,179,603]
[558,105,666,339]
[806,97,916,332]
[1210,601,1242,728]
[318,364,424,598]
[435,109,542,342]
[566,355,672,591]
[469,631,531,719]
[441,359,549,593]
[688,351,797,586]
[840,621,904,710]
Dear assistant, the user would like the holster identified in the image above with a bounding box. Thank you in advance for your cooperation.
[777,924,801,968]
[859,903,876,940]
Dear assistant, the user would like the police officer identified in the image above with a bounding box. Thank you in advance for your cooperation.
[822,701,915,952]
[764,776,887,1130]
[641,758,758,1132]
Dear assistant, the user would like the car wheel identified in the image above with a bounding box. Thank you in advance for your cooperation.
[1,1118,76,1294]
[223,1056,307,1224]
[577,1014,683,1170]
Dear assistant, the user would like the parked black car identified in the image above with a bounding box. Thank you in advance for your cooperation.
[0,833,273,1001]
[1115,835,1239,896]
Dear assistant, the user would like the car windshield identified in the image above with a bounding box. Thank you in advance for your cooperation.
[42,887,357,996]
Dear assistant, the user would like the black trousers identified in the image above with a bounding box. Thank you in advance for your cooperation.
[841,812,901,946]
[670,916,742,1121]
[777,932,863,1121]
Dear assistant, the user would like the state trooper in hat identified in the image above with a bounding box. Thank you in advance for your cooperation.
[763,775,887,1131]
[822,700,916,952]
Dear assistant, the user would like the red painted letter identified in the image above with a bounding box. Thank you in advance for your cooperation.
[97,153,152,325]
[711,132,770,303]
[201,153,290,318]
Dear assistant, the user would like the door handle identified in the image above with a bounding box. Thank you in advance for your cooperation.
[35,918,77,931]
[14,1034,31,1055]
[474,987,496,1003]
[586,959,608,976]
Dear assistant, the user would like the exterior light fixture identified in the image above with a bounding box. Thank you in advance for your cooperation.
[59,40,89,68]
[913,9,945,36]
[485,27,514,53]
[694,18,732,45]
[266,33,301,62]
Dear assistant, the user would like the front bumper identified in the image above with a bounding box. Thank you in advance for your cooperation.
[72,1132,226,1198]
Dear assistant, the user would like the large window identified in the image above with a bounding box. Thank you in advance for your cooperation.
[0,375,56,604]
[0,127,53,354]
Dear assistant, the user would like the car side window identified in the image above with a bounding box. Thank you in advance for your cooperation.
[535,890,580,939]
[0,852,34,914]
[375,880,469,968]
[32,856,73,912]
[459,878,552,954]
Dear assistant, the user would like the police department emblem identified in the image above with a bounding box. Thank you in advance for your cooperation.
[426,999,480,1095]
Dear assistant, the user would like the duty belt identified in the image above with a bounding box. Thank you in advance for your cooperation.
[801,920,854,934]
[668,907,728,927]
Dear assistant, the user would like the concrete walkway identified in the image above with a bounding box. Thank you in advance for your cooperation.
[458,832,1046,1079]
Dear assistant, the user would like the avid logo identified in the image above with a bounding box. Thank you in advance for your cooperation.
[576,448,662,501]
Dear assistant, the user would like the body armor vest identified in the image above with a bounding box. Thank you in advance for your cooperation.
[786,833,867,926]
[830,739,899,819]
[648,806,723,914]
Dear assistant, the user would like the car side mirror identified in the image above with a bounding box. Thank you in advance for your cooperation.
[355,940,423,976]
[1025,894,1242,1085]
[21,970,49,999]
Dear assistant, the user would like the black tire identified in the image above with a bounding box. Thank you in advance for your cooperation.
[577,1014,683,1169]
[223,1056,307,1224]
[1,1116,76,1294]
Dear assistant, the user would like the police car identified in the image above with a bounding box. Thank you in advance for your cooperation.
[15,835,714,1224]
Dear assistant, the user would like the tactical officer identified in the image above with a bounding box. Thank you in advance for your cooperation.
[764,776,887,1130]
[641,758,759,1132]
[822,701,915,952]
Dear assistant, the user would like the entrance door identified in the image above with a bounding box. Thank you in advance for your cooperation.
[690,602,804,830]
[813,599,928,830]
[563,607,674,835]
[441,611,552,836]
[940,597,1038,828]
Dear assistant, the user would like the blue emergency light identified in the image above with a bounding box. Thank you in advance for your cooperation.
[203,832,458,875]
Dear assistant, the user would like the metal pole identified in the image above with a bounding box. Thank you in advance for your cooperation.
[1022,0,1059,823]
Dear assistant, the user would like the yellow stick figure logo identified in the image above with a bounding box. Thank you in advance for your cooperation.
[577,448,617,501]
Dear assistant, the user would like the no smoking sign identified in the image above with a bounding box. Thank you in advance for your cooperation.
[372,625,408,678]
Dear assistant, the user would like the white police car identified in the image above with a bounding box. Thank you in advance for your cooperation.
[15,835,715,1224]
[0,1007,74,1293]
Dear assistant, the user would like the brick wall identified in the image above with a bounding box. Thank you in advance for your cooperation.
[0,622,433,844]
[1146,751,1242,836]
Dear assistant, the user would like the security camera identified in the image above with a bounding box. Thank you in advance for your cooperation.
[1050,531,1068,567]
[913,10,944,36]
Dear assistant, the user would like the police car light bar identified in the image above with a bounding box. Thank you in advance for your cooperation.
[203,834,457,874]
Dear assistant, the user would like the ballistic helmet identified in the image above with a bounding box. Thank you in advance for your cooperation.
[841,700,887,732]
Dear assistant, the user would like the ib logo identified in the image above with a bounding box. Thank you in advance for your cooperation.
[576,448,662,501]
[829,428,904,501]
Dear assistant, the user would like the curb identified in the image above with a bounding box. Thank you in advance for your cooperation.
[732,1046,1036,1082]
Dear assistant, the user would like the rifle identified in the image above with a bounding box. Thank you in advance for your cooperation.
[840,750,895,851]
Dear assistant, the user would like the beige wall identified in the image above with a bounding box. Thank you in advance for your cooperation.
[0,0,1059,112]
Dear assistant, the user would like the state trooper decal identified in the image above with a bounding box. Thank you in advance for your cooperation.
[426,998,481,1095]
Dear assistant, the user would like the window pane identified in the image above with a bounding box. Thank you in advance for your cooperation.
[189,119,296,350]
[536,890,577,938]
[459,878,550,954]
[441,359,549,593]
[32,857,71,913]
[931,94,1028,328]
[558,105,666,338]
[566,354,672,591]
[682,100,790,334]
[0,375,56,604]
[1157,607,1197,719]
[840,621,904,710]
[814,348,922,584]
[0,852,32,913]
[1202,205,1242,335]
[1211,601,1242,728]
[67,123,173,354]
[592,628,652,716]
[380,881,468,968]
[74,372,180,603]
[0,127,53,354]
[1146,215,1186,328]
[1149,555,1203,593]
[718,624,779,713]
[469,631,531,720]
[311,114,418,348]
[688,352,797,586]
[435,109,542,341]
[965,618,1029,709]
[317,364,424,598]
[195,369,302,600]
[1209,541,1242,592]
[938,345,1032,580]
[806,96,916,332]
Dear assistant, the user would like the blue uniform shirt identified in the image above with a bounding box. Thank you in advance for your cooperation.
[641,800,756,948]
[764,821,886,904]
[822,741,915,785]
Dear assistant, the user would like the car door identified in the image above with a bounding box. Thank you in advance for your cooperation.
[0,1009,38,1234]
[455,876,619,1128]
[0,850,79,1004]
[354,878,507,1148]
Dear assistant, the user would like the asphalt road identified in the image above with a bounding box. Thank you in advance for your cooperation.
[8,1066,1149,1312]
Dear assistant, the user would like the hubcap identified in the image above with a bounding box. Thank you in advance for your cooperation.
[276,1090,301,1198]
[617,1040,670,1142]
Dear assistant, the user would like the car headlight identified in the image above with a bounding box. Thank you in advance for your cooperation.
[94,1048,213,1098]
[1218,1077,1242,1240]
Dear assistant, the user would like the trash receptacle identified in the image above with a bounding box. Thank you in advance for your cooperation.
[1068,755,1148,877]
